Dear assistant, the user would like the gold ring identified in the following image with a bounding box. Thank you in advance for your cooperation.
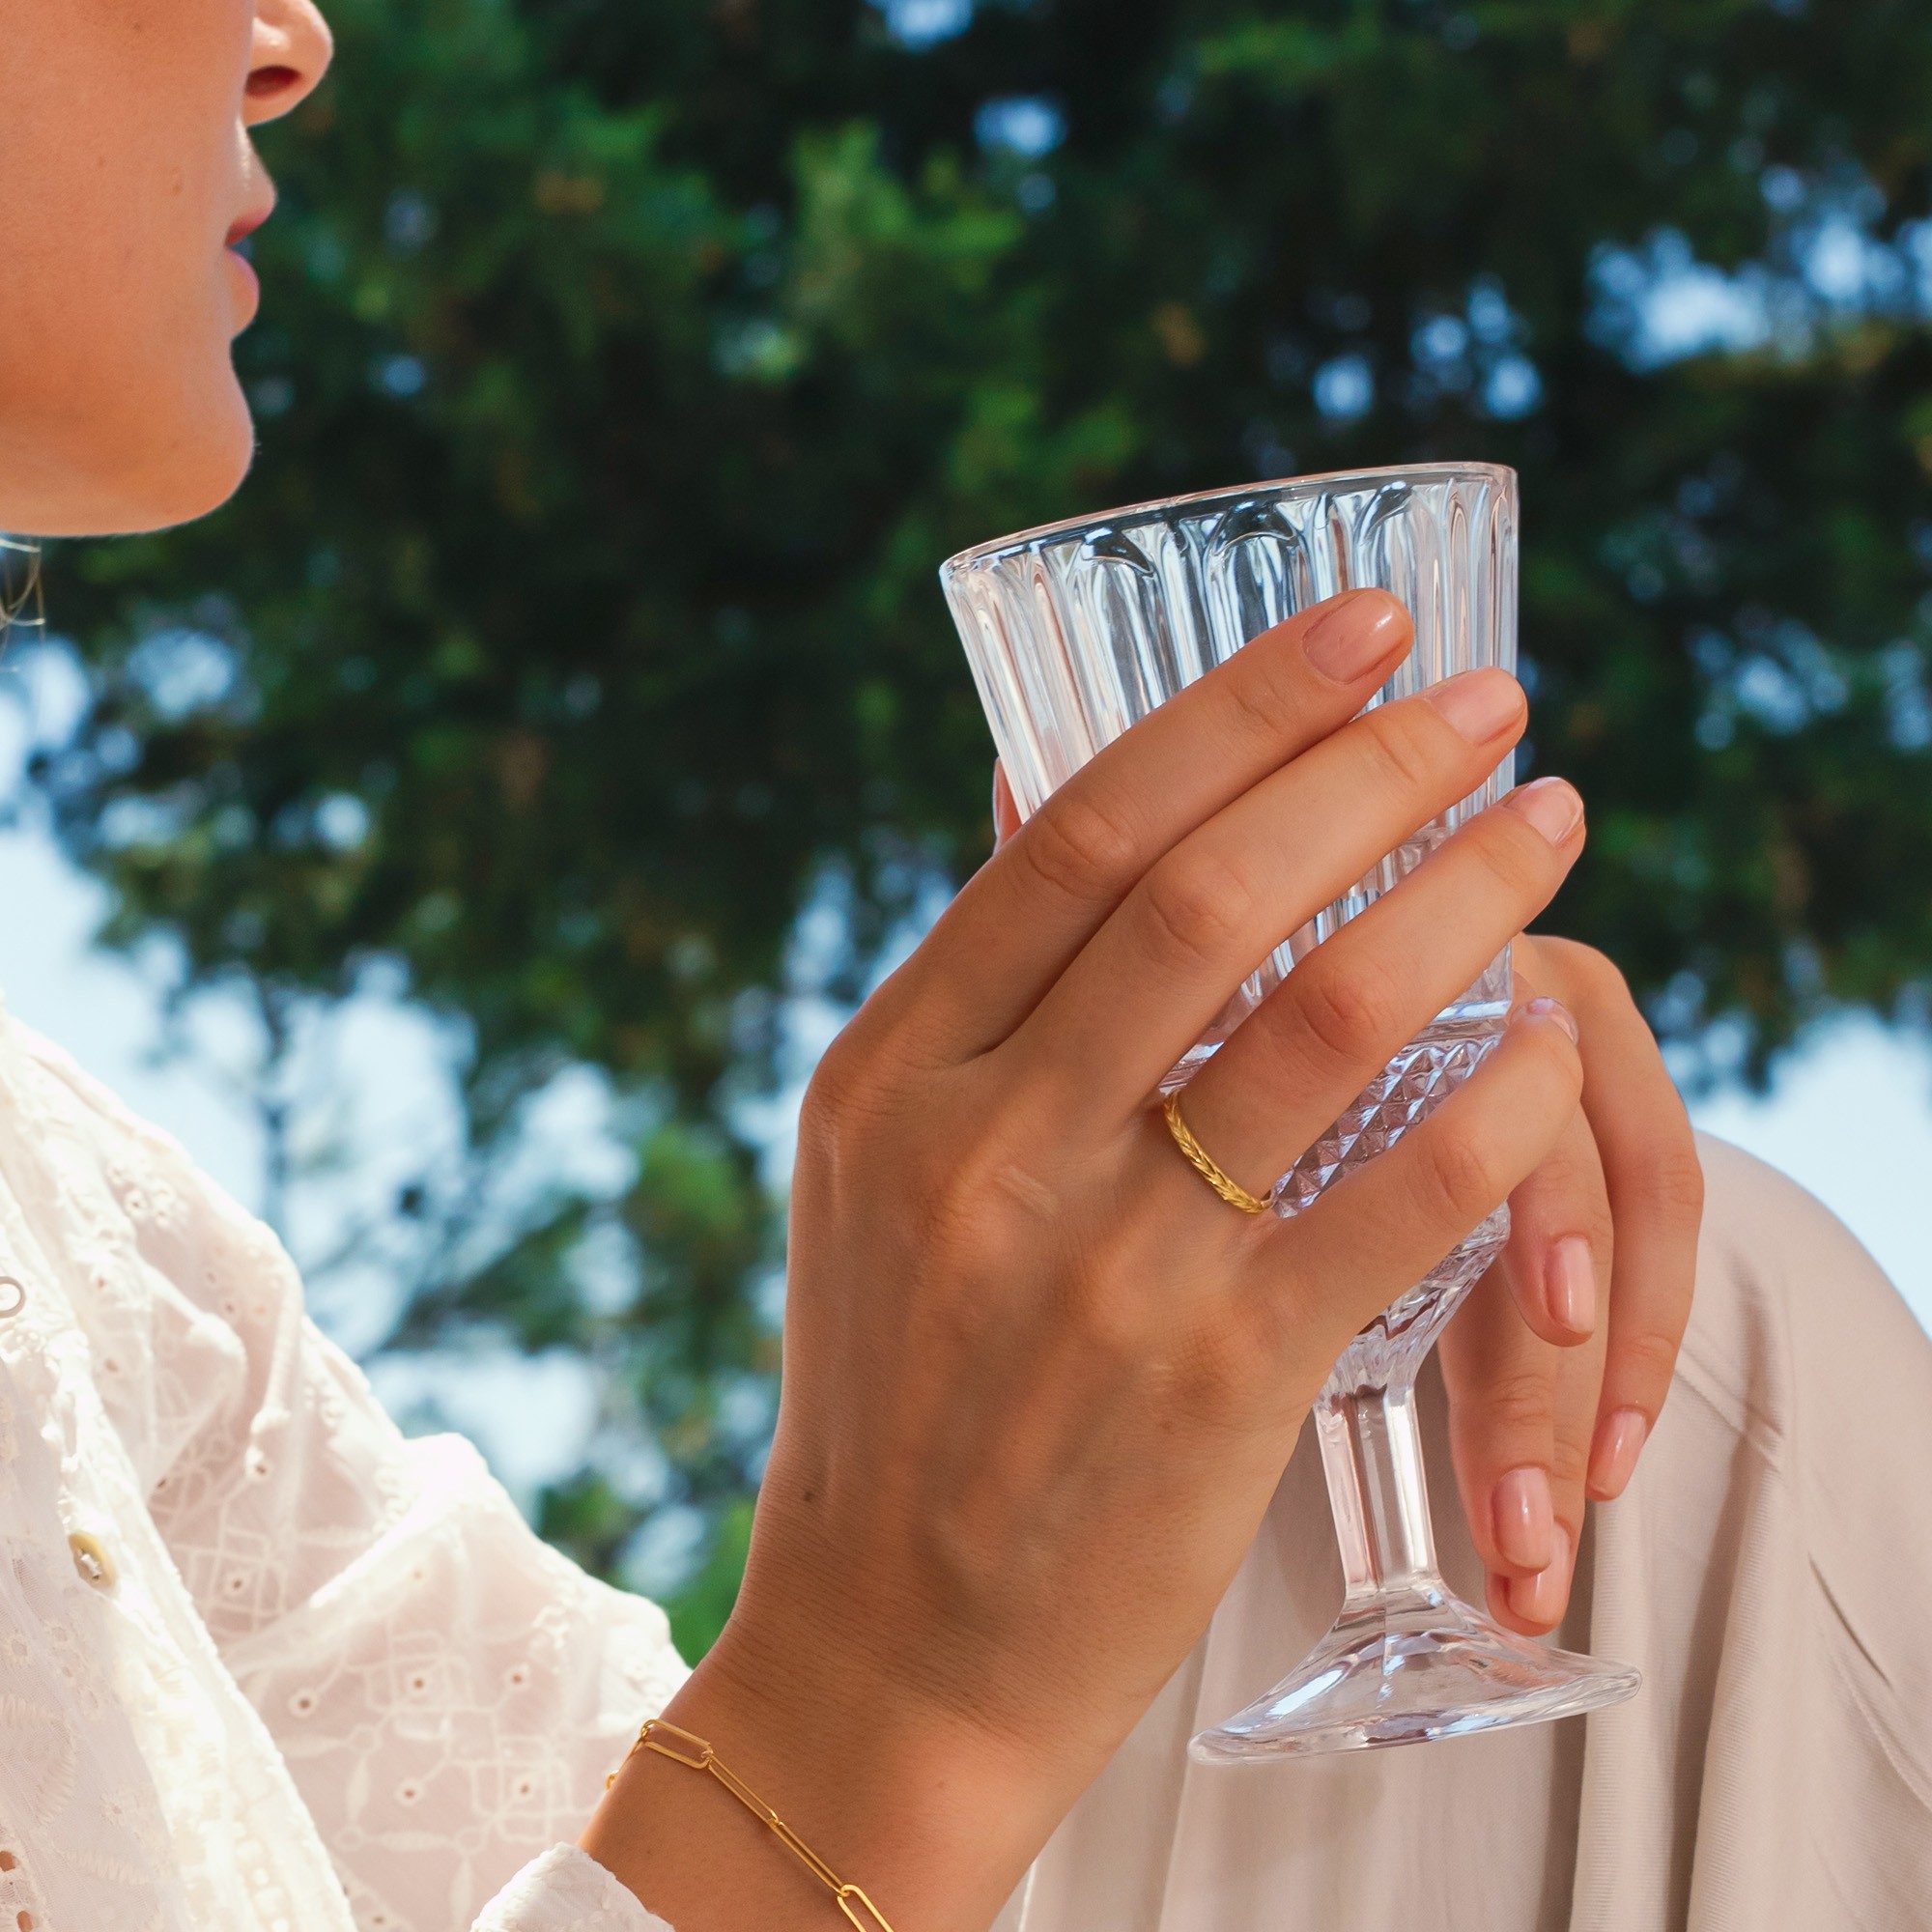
[1161,1091,1270,1215]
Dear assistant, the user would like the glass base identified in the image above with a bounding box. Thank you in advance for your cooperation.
[1189,1585,1640,1762]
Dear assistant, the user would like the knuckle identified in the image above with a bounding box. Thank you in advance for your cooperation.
[1470,1368,1556,1440]
[800,1023,946,1187]
[1574,940,1634,1004]
[916,1173,1025,1296]
[1055,1219,1168,1362]
[915,1148,982,1244]
[1613,1326,1683,1394]
[1293,952,1406,1065]
[799,1035,864,1141]
[1019,790,1142,904]
[1475,814,1558,899]
[1527,1151,1616,1244]
[1582,1199,1618,1261]
[1139,851,1253,969]
[1218,647,1304,748]
[1362,701,1448,799]
[1414,1120,1506,1228]
[924,1113,1055,1243]
[1544,935,1632,1006]
[1549,1432,1591,1491]
[1639,1141,1707,1223]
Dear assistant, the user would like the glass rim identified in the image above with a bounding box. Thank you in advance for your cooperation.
[939,460,1517,578]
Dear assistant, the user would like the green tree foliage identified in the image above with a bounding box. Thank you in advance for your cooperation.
[39,0,1932,1648]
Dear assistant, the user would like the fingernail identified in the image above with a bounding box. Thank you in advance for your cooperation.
[1502,776,1584,846]
[1589,1406,1649,1498]
[1523,995,1578,1044]
[1508,1523,1574,1628]
[1545,1235,1597,1336]
[1424,668,1523,743]
[1302,589,1410,684]
[1492,1465,1555,1573]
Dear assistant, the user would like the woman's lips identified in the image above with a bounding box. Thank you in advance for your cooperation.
[225,203,272,327]
[226,205,272,248]
[226,245,262,327]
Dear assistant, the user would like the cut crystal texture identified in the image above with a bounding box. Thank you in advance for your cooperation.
[1277,1019,1496,1213]
[1276,1018,1510,1396]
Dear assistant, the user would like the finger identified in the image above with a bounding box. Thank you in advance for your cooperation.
[1439,1116,1610,1633]
[882,590,1414,1051]
[1174,775,1582,1201]
[1480,1321,1603,1634]
[1491,1086,1613,1348]
[1015,669,1527,1121]
[1239,1001,1584,1367]
[1439,1265,1559,1580]
[1517,938,1705,1500]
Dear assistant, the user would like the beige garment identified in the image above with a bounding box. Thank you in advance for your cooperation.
[1001,1133,1932,1932]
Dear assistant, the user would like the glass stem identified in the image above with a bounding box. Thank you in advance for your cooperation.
[1314,1372,1443,1608]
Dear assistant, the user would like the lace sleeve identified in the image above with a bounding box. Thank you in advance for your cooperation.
[19,1031,690,1932]
[474,1846,671,1932]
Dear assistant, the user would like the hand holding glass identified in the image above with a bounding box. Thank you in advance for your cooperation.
[941,465,1639,1757]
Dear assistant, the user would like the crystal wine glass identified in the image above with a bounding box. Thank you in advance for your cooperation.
[940,463,1640,1758]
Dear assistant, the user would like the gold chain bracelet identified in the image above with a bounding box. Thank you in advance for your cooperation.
[610,1718,896,1931]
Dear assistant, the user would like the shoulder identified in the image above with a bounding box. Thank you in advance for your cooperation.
[1684,1130,1932,1455]
[10,1013,241,1208]
[1687,1132,1932,1739]
[1685,1128,1924,1399]
[0,1006,329,1504]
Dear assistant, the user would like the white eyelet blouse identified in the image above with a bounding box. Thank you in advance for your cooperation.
[0,996,673,1932]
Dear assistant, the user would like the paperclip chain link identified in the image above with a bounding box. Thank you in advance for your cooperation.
[609,1719,896,1930]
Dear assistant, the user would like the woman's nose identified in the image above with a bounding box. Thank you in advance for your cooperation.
[245,0,335,126]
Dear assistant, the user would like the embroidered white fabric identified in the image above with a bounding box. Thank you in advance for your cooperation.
[0,996,689,1932]
[474,1845,669,1931]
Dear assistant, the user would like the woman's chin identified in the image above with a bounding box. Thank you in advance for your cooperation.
[122,400,257,534]
[1,377,256,538]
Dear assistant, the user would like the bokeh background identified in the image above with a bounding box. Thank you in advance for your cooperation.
[13,0,1932,1656]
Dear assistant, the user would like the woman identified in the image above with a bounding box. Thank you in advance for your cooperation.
[0,5,1925,1931]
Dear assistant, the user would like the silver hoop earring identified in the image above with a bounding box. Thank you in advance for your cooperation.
[0,1277,25,1320]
